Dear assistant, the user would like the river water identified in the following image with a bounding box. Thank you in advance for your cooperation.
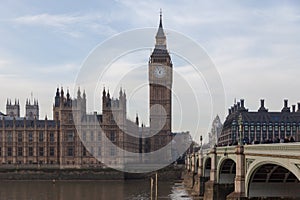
[0,180,192,200]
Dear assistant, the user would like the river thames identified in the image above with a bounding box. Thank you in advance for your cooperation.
[0,180,192,200]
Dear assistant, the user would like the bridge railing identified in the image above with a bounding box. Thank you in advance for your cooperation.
[243,142,300,157]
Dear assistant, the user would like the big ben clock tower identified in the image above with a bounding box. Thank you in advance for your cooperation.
[148,10,173,154]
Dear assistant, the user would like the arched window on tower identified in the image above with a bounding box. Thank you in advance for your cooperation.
[110,131,116,142]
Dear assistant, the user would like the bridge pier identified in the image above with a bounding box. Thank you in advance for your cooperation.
[185,156,188,170]
[227,145,246,200]
[191,153,195,173]
[183,154,196,189]
[183,151,209,197]
[193,151,207,196]
[186,155,190,172]
[203,146,234,199]
[204,146,218,200]
[210,146,217,182]
[198,152,205,196]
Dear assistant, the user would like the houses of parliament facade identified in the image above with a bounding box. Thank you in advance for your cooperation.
[0,12,174,168]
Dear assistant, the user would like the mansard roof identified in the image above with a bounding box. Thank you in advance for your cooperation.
[223,107,300,130]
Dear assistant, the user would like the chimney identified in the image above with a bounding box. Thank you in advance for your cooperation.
[284,99,288,108]
[260,99,265,108]
[258,99,268,112]
[282,99,290,112]
[228,108,232,115]
[241,99,244,108]
[292,105,296,112]
[237,102,240,109]
[298,103,300,112]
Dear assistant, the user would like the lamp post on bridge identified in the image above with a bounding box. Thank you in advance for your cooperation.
[200,135,203,152]
[198,134,205,196]
[238,113,243,145]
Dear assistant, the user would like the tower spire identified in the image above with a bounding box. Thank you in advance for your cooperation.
[155,9,166,49]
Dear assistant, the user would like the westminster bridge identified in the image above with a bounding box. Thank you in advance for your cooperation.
[184,143,300,199]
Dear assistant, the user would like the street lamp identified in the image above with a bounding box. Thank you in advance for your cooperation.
[200,135,203,151]
[238,113,243,145]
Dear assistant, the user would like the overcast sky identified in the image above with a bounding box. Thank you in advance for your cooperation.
[0,0,300,141]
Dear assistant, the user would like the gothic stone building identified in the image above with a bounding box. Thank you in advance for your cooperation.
[0,12,174,168]
[218,99,300,146]
[0,87,140,168]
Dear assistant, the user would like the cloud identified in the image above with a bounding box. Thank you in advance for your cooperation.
[13,13,117,37]
[0,58,11,66]
[35,62,80,74]
[1,0,300,142]
[14,13,81,28]
[0,58,12,71]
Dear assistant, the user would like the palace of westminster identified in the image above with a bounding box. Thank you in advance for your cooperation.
[0,12,177,168]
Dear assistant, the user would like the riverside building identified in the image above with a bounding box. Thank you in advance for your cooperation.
[218,99,300,146]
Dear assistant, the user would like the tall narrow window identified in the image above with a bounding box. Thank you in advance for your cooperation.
[39,131,44,142]
[110,131,116,142]
[18,131,22,143]
[110,146,115,156]
[7,147,12,156]
[82,132,86,142]
[50,147,55,156]
[90,147,94,155]
[67,147,74,156]
[98,132,101,141]
[268,123,273,131]
[69,113,73,123]
[83,147,86,156]
[39,147,44,156]
[29,147,33,156]
[90,131,94,141]
[67,132,74,142]
[18,147,23,156]
[50,132,55,143]
[28,132,33,142]
[7,132,12,143]
[98,147,101,156]
[280,123,285,132]
[256,123,261,131]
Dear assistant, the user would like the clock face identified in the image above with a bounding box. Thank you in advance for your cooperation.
[154,65,166,78]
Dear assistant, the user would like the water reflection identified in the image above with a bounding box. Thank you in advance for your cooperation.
[0,180,191,200]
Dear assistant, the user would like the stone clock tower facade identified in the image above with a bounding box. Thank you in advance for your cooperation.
[148,11,173,154]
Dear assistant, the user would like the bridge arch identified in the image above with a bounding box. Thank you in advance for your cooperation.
[246,160,300,198]
[217,157,236,184]
[203,157,211,178]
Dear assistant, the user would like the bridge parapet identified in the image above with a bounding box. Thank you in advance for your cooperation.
[243,142,300,158]
[215,146,236,156]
